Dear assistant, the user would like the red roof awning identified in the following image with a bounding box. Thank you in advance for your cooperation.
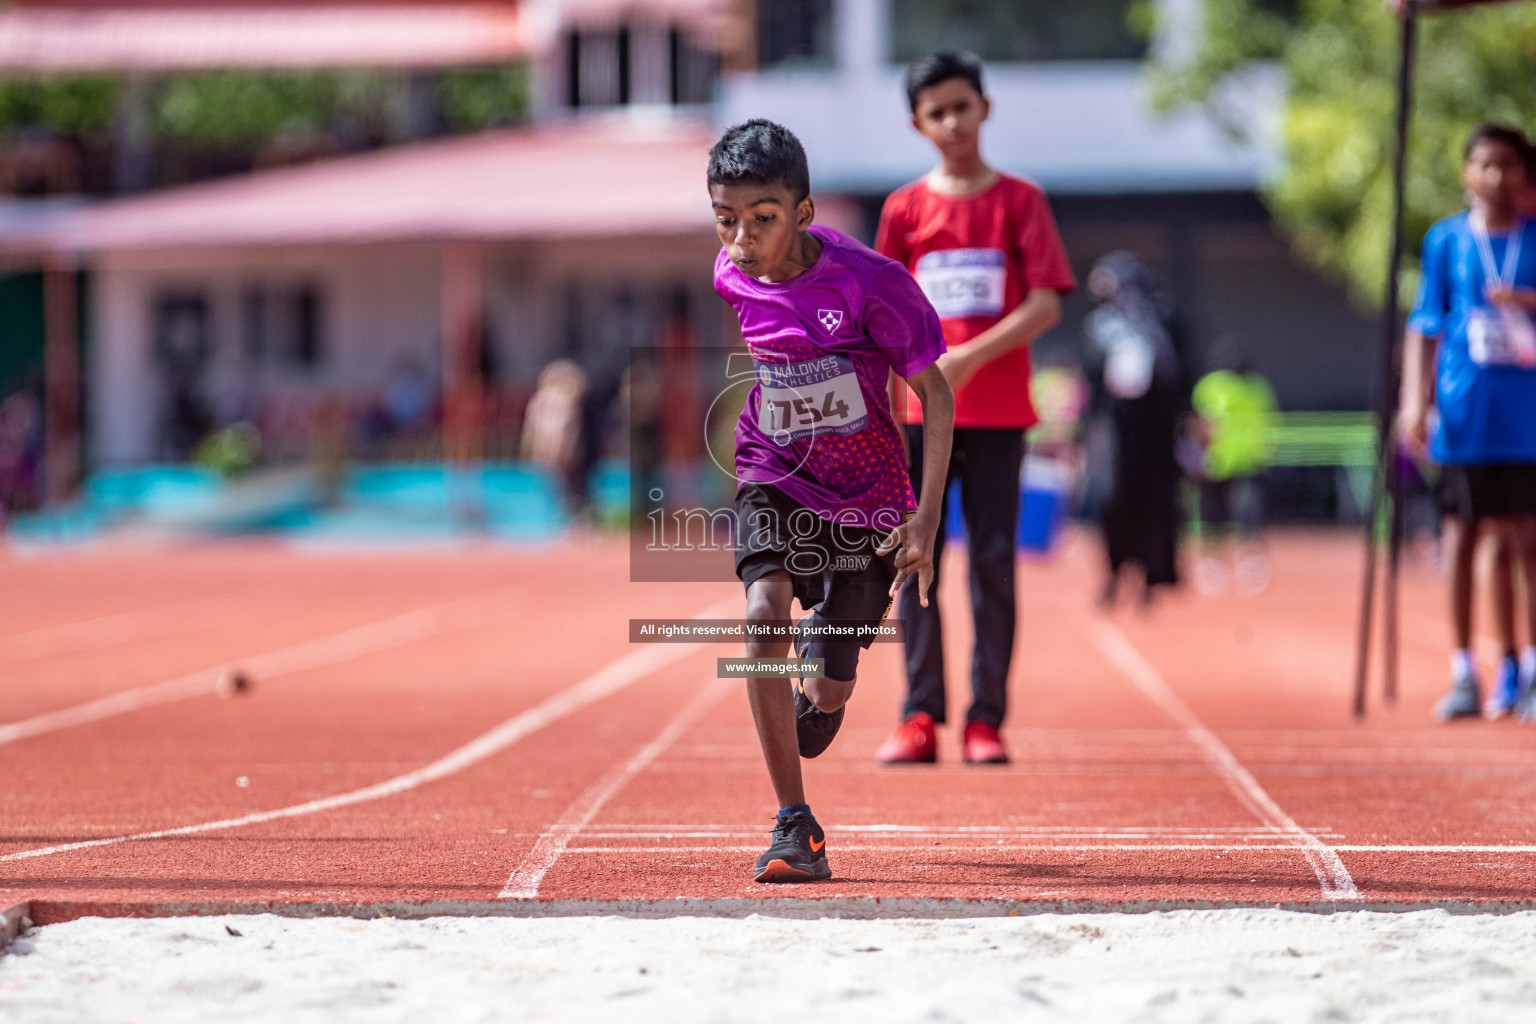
[0,3,531,72]
[49,118,719,252]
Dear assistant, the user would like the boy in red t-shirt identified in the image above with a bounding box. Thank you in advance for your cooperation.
[874,51,1076,764]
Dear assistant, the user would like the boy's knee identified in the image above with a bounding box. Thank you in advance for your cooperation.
[804,675,854,713]
[744,593,777,623]
[1450,521,1479,559]
[744,599,788,657]
[743,577,789,622]
[808,690,846,714]
[1513,517,1536,560]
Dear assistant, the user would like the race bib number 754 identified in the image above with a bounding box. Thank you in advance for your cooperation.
[755,354,869,443]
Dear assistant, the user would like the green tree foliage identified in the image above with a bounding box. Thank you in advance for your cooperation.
[0,65,527,163]
[435,67,527,132]
[1151,0,1536,307]
[152,72,394,145]
[0,77,116,140]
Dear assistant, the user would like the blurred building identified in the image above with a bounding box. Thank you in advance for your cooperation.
[712,0,1375,412]
[0,0,1375,488]
[0,0,733,471]
[61,121,739,466]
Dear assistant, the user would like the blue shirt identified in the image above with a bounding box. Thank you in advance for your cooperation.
[1409,211,1536,465]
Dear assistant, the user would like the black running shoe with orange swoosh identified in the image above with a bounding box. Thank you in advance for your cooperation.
[752,811,831,883]
[793,632,845,759]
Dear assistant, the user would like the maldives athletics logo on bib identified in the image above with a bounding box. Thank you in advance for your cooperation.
[817,308,844,334]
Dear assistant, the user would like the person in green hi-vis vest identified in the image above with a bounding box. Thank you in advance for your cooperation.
[1189,340,1277,597]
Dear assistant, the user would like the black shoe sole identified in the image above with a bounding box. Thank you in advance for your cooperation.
[795,687,845,758]
[753,856,832,883]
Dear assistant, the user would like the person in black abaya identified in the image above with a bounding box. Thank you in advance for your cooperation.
[1083,252,1187,606]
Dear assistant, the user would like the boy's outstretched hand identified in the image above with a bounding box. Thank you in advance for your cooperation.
[877,513,940,605]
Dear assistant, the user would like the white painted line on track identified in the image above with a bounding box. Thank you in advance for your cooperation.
[1083,619,1361,901]
[0,585,528,747]
[1333,844,1536,853]
[555,843,1536,855]
[570,825,1339,838]
[499,679,733,899]
[0,599,737,864]
[555,826,1346,843]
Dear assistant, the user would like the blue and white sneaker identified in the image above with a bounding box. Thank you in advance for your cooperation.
[1435,673,1482,721]
[1515,667,1536,722]
[1485,657,1521,718]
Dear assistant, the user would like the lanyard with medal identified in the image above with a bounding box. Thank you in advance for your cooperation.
[1468,212,1536,368]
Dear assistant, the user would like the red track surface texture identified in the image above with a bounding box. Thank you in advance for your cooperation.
[3,529,1535,917]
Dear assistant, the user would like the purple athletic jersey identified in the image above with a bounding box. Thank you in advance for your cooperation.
[714,224,946,528]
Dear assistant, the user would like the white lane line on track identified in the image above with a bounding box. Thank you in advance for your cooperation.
[555,826,1345,842]
[499,679,733,899]
[556,843,1536,855]
[1082,619,1361,901]
[0,586,529,747]
[570,825,1339,837]
[0,600,736,865]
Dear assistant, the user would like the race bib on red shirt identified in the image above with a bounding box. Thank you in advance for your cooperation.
[914,248,1007,319]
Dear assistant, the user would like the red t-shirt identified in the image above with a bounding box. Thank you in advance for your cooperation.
[875,173,1076,428]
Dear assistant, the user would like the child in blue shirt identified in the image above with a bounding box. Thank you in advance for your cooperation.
[1401,123,1536,720]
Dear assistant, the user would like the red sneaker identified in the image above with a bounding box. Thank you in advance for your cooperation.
[875,712,937,764]
[962,720,1009,764]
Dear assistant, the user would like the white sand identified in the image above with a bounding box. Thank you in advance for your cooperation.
[3,909,1536,1022]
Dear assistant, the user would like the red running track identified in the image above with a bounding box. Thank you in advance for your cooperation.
[3,528,1536,921]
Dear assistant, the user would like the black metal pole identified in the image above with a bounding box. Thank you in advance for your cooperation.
[1382,10,1420,709]
[1354,453,1384,717]
[1385,448,1405,705]
[1355,7,1418,717]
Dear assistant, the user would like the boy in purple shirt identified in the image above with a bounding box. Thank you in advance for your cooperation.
[709,120,955,882]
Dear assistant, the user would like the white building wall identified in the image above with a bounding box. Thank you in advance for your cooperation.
[91,263,155,468]
[718,0,1279,195]
[90,244,441,465]
[327,244,443,386]
[88,234,723,465]
[487,234,724,380]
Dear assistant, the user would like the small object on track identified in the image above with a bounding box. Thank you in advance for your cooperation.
[216,667,253,698]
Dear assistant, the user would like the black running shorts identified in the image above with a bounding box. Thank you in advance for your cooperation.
[1438,463,1536,522]
[733,482,906,679]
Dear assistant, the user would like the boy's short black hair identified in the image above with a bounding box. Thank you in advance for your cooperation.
[707,119,811,203]
[904,51,985,113]
[1464,121,1531,168]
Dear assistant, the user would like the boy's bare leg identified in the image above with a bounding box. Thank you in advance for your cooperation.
[1434,514,1486,718]
[1446,517,1479,653]
[1511,515,1536,654]
[1486,531,1518,657]
[744,572,802,807]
